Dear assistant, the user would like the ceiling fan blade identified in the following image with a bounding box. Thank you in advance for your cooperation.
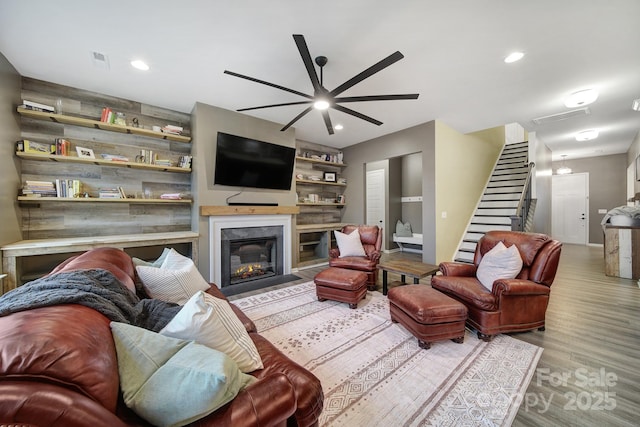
[334,94,420,103]
[281,106,313,131]
[332,104,383,126]
[322,110,334,135]
[237,101,312,112]
[293,34,322,92]
[330,51,405,97]
[224,70,312,99]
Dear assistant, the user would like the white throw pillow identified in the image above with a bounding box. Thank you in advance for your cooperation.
[136,249,210,305]
[335,228,366,257]
[160,291,263,373]
[476,241,523,290]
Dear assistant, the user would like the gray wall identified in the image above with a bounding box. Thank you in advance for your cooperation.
[191,102,296,280]
[401,152,423,233]
[343,121,436,262]
[551,154,626,245]
[0,52,22,251]
[532,135,552,236]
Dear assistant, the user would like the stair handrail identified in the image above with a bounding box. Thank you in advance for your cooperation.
[516,162,536,218]
[512,161,535,230]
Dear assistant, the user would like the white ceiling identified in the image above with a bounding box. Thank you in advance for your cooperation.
[1,0,639,160]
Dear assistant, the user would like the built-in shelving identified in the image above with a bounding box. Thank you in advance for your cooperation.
[16,152,191,173]
[18,196,191,204]
[295,156,346,168]
[295,178,346,187]
[17,107,191,143]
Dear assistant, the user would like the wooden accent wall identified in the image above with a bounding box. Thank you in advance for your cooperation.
[17,78,192,239]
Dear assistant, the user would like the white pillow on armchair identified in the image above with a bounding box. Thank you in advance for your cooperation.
[476,241,523,290]
[334,228,366,257]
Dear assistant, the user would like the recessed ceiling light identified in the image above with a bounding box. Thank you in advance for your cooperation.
[575,129,599,141]
[504,52,524,63]
[131,60,149,71]
[564,89,598,108]
[334,124,343,130]
[313,99,330,110]
[632,98,640,111]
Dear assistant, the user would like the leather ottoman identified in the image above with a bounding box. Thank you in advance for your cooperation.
[388,285,468,349]
[314,267,368,309]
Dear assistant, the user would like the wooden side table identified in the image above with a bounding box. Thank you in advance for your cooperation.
[378,259,439,295]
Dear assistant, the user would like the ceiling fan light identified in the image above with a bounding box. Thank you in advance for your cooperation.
[504,52,524,63]
[313,99,330,110]
[564,89,598,108]
[130,59,149,71]
[575,129,599,141]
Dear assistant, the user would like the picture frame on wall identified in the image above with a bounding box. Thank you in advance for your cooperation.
[323,172,336,182]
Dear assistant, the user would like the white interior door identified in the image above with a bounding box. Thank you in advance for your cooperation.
[366,169,386,248]
[552,173,589,244]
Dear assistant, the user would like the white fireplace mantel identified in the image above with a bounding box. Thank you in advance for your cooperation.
[208,214,293,285]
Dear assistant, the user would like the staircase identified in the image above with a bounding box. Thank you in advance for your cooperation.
[454,141,533,263]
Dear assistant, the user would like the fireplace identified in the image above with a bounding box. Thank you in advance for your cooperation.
[221,226,283,289]
[229,237,276,284]
[209,213,293,295]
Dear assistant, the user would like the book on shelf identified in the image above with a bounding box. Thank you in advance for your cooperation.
[98,188,124,199]
[100,107,116,124]
[18,139,55,154]
[21,180,57,197]
[54,179,82,198]
[178,155,192,168]
[21,100,55,113]
[101,153,129,162]
[55,138,71,156]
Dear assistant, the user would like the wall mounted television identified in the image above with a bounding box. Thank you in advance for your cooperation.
[214,132,296,191]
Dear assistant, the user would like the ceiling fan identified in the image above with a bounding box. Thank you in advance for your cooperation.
[224,34,419,135]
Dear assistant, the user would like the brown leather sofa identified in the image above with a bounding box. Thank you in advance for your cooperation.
[328,224,382,290]
[0,247,323,427]
[431,231,562,341]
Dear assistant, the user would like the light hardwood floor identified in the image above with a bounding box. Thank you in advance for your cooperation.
[230,245,640,427]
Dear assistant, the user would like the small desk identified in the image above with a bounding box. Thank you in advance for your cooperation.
[378,259,439,295]
[1,231,199,294]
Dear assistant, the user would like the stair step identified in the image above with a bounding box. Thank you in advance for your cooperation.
[489,178,527,186]
[485,186,525,193]
[492,168,529,176]
[454,252,475,263]
[468,224,512,232]
[491,171,528,179]
[460,241,477,251]
[481,193,521,201]
[472,219,512,226]
[478,200,519,208]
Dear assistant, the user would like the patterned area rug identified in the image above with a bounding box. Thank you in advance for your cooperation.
[234,281,542,426]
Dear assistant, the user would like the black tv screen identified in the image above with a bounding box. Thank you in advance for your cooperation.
[214,132,296,190]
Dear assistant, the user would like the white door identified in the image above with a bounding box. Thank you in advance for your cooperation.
[552,173,588,244]
[627,162,635,206]
[366,169,386,248]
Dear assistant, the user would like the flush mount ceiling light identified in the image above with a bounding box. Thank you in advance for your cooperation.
[130,59,149,71]
[564,89,598,108]
[632,98,640,111]
[504,52,524,63]
[557,155,572,175]
[334,124,343,130]
[575,129,599,141]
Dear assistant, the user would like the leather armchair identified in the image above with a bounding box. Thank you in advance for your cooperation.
[329,225,382,290]
[431,230,562,341]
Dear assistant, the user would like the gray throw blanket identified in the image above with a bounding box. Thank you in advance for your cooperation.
[0,269,181,332]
